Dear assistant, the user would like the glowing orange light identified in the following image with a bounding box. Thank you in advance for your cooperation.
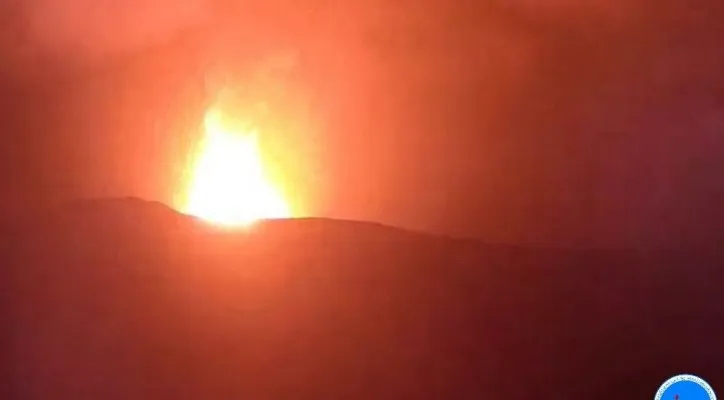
[180,104,291,227]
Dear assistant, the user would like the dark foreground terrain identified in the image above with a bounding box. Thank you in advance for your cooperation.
[1,198,722,399]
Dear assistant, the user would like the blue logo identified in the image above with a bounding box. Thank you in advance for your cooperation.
[655,374,716,400]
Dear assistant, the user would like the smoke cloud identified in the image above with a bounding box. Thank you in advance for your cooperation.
[0,0,210,79]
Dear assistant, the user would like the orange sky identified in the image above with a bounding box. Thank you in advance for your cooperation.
[1,1,723,246]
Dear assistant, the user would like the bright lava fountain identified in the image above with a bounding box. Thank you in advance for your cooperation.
[181,106,291,227]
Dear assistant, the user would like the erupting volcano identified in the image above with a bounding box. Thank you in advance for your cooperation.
[179,101,291,227]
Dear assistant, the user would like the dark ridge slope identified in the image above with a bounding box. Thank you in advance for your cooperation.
[2,198,722,399]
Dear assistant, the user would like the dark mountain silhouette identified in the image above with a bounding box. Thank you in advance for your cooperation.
[2,197,722,399]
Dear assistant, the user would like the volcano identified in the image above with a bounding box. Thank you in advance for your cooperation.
[2,198,722,399]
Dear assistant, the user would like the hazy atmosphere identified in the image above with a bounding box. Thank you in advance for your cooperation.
[1,0,723,246]
[3,2,724,399]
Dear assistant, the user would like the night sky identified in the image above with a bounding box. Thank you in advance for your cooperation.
[1,0,723,247]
